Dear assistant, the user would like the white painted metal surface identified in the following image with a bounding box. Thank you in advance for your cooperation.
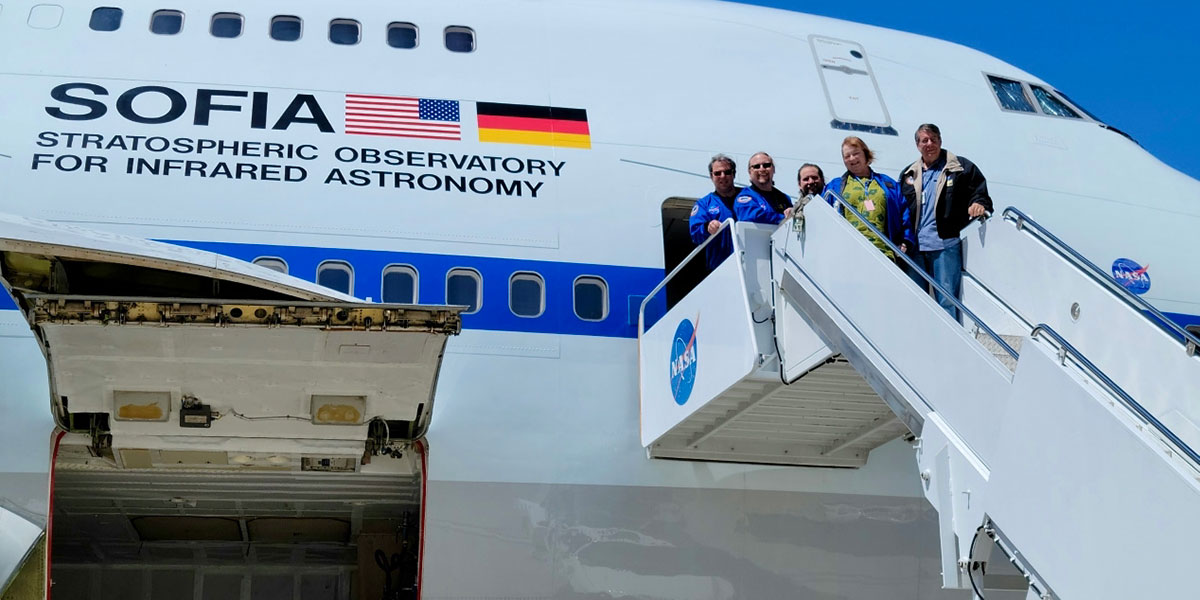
[641,221,908,467]
[640,194,1200,596]
[763,199,1200,596]
[639,226,759,449]
[964,210,1200,451]
[0,216,461,479]
[0,0,1195,597]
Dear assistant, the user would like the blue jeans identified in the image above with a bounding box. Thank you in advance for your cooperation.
[906,243,962,320]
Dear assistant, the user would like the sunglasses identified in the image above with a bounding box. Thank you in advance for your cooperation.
[750,162,773,170]
[711,168,734,177]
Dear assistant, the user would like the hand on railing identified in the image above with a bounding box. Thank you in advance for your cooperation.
[967,202,989,220]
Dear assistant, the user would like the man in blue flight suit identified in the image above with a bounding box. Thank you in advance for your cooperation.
[688,154,742,270]
[735,152,794,225]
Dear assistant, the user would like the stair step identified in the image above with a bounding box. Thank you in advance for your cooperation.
[975,332,1024,371]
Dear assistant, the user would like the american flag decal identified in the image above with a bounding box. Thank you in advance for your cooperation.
[344,94,461,140]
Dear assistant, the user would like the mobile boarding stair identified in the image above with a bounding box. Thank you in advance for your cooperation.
[638,197,1200,599]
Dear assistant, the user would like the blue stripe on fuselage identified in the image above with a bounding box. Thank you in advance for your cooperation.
[1,241,1194,340]
[166,240,666,338]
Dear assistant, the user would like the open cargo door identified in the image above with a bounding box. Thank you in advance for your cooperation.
[0,213,461,591]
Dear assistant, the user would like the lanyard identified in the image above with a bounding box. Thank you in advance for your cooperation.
[851,174,876,196]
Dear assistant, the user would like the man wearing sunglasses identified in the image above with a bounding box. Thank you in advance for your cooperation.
[688,154,743,270]
[735,152,794,225]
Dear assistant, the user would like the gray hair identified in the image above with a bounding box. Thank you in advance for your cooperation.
[914,123,942,142]
[708,153,736,175]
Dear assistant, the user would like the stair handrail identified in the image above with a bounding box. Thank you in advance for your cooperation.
[819,190,1019,362]
[638,217,737,337]
[1031,324,1200,469]
[1003,207,1199,357]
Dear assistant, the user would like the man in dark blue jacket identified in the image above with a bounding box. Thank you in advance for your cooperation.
[898,123,992,318]
[688,154,742,270]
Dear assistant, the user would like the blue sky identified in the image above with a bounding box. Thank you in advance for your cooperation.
[739,1,1200,181]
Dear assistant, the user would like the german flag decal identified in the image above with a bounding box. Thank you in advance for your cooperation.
[476,102,591,149]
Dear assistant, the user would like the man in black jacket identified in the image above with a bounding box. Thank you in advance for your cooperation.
[898,124,992,318]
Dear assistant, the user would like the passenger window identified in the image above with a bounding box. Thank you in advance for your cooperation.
[329,19,360,45]
[89,7,123,31]
[382,265,417,304]
[270,15,301,41]
[27,4,63,29]
[509,273,544,318]
[446,269,481,313]
[987,76,1035,113]
[387,22,418,49]
[252,257,288,274]
[444,26,475,52]
[317,261,353,294]
[150,10,183,35]
[574,276,608,321]
[210,12,242,38]
[1030,85,1081,119]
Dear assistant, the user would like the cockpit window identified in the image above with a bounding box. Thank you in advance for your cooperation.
[1056,89,1099,121]
[987,76,1035,113]
[1031,85,1081,119]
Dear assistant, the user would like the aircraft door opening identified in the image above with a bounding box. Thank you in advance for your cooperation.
[659,197,707,309]
[809,35,898,136]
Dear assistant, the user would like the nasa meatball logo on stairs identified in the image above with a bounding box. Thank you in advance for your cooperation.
[669,316,698,406]
[1112,258,1151,295]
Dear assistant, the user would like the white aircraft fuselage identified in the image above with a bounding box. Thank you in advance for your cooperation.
[0,1,1195,598]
